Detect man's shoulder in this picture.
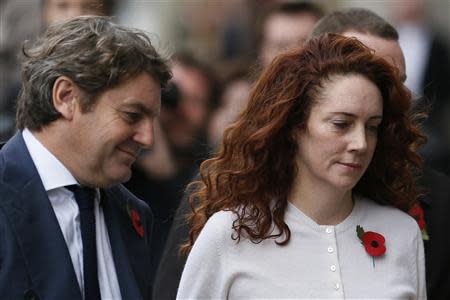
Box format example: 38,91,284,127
422,167,450,190
420,166,450,207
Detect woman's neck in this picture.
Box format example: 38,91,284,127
288,176,354,226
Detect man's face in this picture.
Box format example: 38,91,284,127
260,12,319,67
342,31,407,82
43,0,107,26
161,63,211,151
68,72,161,187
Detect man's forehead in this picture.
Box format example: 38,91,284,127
265,12,318,37
342,30,407,82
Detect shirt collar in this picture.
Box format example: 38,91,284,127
22,128,78,191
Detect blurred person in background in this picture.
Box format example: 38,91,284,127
258,1,324,67
208,67,252,147
42,0,115,26
124,52,221,288
209,1,325,146
0,0,40,142
311,8,450,299
0,0,116,142
160,53,221,166
393,0,450,175
152,2,325,299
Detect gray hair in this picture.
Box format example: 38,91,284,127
17,15,172,130
311,8,399,40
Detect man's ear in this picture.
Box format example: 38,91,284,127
52,76,81,120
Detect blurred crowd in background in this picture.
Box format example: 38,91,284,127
1,0,450,287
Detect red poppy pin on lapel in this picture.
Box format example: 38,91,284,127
356,225,386,267
408,203,429,241
127,205,144,238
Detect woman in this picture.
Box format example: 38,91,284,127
177,34,426,299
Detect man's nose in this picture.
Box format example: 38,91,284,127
134,119,154,149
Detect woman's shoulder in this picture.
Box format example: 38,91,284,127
195,210,237,248
204,210,236,230
356,196,419,235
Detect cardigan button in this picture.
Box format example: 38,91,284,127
330,265,336,272
327,246,334,253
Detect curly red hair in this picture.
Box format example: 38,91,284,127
181,33,425,254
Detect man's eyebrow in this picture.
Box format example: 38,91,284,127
121,102,160,116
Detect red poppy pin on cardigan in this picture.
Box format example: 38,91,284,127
127,205,144,238
408,203,429,241
356,225,386,267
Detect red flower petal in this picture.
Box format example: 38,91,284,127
134,224,144,238
131,209,140,221
417,219,426,231
408,204,424,219
362,231,386,257
130,209,144,238
409,204,426,231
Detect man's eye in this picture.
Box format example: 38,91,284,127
123,112,141,123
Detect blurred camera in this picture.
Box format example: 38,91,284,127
161,81,180,109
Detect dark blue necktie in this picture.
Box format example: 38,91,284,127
67,185,101,300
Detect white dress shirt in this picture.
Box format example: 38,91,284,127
22,129,122,300
398,23,431,97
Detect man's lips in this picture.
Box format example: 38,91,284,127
118,147,139,159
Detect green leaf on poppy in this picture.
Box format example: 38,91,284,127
126,204,131,218
356,225,365,241
422,229,430,241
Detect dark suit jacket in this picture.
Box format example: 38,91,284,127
153,168,450,300
418,34,450,175
420,167,450,300
0,132,154,300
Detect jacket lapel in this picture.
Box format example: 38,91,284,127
102,189,145,300
0,133,81,299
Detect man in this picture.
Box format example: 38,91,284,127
394,0,450,175
310,8,450,300
258,1,324,67
0,16,171,299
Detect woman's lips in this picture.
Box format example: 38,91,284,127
338,162,362,169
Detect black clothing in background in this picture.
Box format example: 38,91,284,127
124,165,196,290
417,34,450,176
152,180,198,300
420,167,450,300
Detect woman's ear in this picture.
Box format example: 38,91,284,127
52,76,81,120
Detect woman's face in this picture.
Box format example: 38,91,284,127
295,74,383,192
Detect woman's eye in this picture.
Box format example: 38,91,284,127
367,124,380,133
332,121,350,129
